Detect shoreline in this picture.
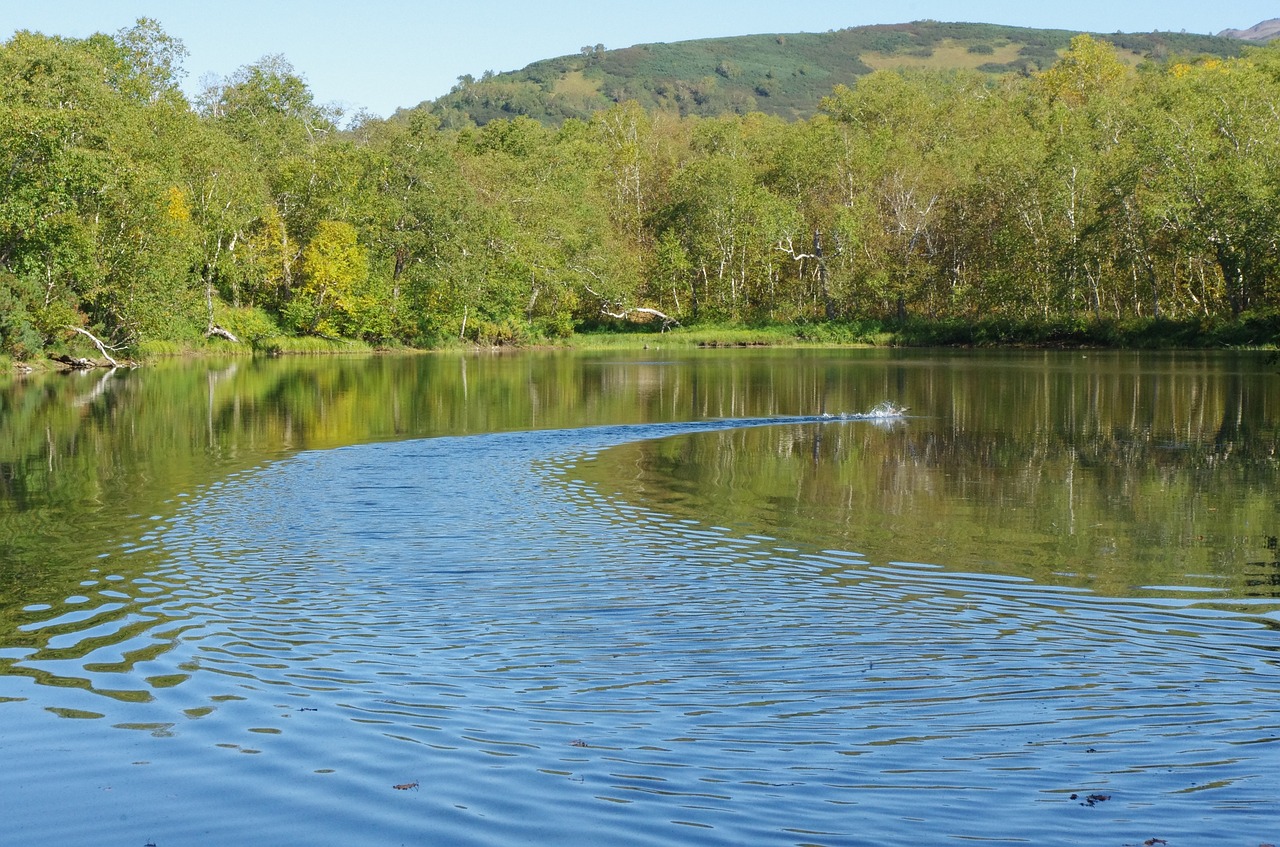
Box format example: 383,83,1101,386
8,314,1279,374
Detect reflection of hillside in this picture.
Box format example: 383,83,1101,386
572,352,1279,601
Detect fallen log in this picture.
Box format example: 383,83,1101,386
50,353,98,370
206,325,241,343
601,306,681,331
583,281,680,332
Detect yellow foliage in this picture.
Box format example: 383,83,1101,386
165,185,191,223
1036,34,1128,106
1172,58,1231,79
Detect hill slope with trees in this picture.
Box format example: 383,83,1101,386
420,21,1245,126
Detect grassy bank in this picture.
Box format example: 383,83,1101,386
564,320,887,349
131,335,376,359
10,313,1278,374
568,314,1280,350
888,314,1280,348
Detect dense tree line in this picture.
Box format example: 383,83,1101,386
2,22,1278,358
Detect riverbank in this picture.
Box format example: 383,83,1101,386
8,313,1278,375
565,313,1280,351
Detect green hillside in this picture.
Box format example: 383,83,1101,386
417,20,1244,126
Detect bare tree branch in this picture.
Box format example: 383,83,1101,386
775,235,819,261
65,326,121,367
583,282,680,330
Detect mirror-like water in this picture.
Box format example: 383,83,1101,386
1,350,1277,845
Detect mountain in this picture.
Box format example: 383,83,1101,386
413,20,1246,127
1218,19,1280,41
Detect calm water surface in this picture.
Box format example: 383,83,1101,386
1,349,1277,846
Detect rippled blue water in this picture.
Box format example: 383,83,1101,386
3,419,1278,846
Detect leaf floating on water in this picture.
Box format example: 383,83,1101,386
393,781,419,791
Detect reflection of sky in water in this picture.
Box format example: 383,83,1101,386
2,420,1277,846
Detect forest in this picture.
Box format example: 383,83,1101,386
2,20,1279,361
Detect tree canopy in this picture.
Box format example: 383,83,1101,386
1,24,1278,359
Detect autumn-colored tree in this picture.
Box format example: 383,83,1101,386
287,220,368,336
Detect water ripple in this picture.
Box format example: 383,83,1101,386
2,419,1277,846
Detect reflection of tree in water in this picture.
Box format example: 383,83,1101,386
591,356,1278,600
606,416,1277,599
1245,536,1280,598
2,351,1276,697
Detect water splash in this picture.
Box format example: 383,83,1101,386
820,400,909,420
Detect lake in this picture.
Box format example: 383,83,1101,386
1,348,1277,846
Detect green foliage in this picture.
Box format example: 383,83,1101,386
883,314,1279,349
212,303,282,345
421,21,1241,127
0,271,42,358
464,317,530,347
199,54,336,163
0,19,1275,359
108,17,189,105
790,320,884,345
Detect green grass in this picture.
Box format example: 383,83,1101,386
568,319,885,349
131,339,205,359
130,337,265,360
569,315,1279,351
252,335,375,355
889,314,1280,348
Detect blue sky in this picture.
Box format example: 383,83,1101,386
1,1,1274,118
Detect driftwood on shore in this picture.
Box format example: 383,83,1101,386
50,353,100,370
51,326,135,369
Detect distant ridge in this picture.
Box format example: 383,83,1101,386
1218,19,1280,41
414,20,1246,127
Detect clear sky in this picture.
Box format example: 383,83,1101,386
1,1,1274,118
